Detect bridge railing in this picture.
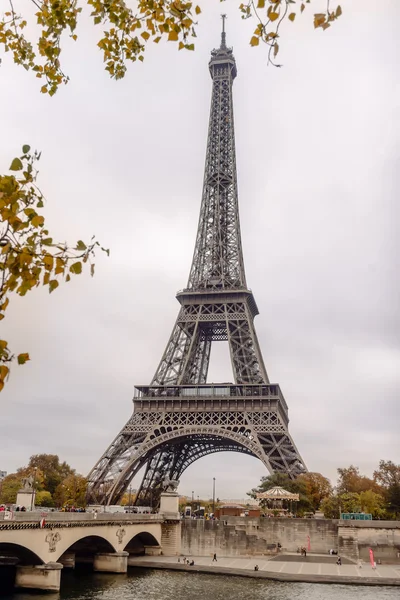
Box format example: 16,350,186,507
0,511,165,523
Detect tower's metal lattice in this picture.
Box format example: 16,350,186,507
87,22,306,509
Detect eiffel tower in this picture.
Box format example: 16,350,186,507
87,18,306,509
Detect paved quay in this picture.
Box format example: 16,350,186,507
129,554,400,586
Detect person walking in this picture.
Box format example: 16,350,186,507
212,553,217,562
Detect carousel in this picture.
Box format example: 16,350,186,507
256,486,299,517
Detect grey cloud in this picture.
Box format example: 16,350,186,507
0,1,399,496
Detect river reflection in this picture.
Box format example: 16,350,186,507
2,568,399,600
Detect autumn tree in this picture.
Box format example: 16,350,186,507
0,473,23,504
0,466,44,504
0,1,343,96
35,490,54,507
336,465,381,495
54,474,88,507
296,472,332,511
27,454,74,496
0,148,108,390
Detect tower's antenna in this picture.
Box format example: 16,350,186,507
221,14,227,48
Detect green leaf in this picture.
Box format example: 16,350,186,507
10,158,23,171
17,353,30,365
49,280,59,293
22,145,31,154
70,261,82,275
76,240,87,251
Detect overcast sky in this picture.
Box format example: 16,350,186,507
1,1,399,501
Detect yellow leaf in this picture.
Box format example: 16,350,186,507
0,365,9,380
250,36,259,47
141,31,150,41
31,215,44,227
314,14,326,28
0,340,8,351
43,255,54,270
269,12,279,22
168,31,179,42
17,353,30,365
55,257,64,275
257,0,265,7
288,13,296,22
195,5,201,15
0,298,9,311
43,271,50,285
49,280,59,293
274,42,279,58
336,5,342,17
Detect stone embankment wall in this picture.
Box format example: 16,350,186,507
181,518,400,563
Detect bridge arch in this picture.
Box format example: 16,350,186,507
124,531,161,556
0,542,43,566
55,534,116,563
57,535,116,563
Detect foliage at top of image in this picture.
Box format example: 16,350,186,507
0,147,109,391
0,0,342,95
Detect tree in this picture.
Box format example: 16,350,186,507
358,490,385,519
0,473,23,504
0,466,44,504
27,454,74,496
296,472,332,511
320,492,361,518
0,1,343,96
35,490,54,507
336,465,381,495
54,474,87,507
374,460,400,518
374,460,400,488
0,148,108,391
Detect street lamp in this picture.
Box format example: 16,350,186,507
212,477,216,515
30,467,37,511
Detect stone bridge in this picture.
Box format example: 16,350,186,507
0,493,180,592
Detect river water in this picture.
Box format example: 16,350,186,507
2,568,399,600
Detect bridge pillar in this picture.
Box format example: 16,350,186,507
15,562,63,592
160,492,181,556
94,552,128,573
59,551,75,569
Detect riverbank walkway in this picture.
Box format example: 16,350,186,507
129,553,400,586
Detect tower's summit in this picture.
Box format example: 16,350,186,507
209,14,237,79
